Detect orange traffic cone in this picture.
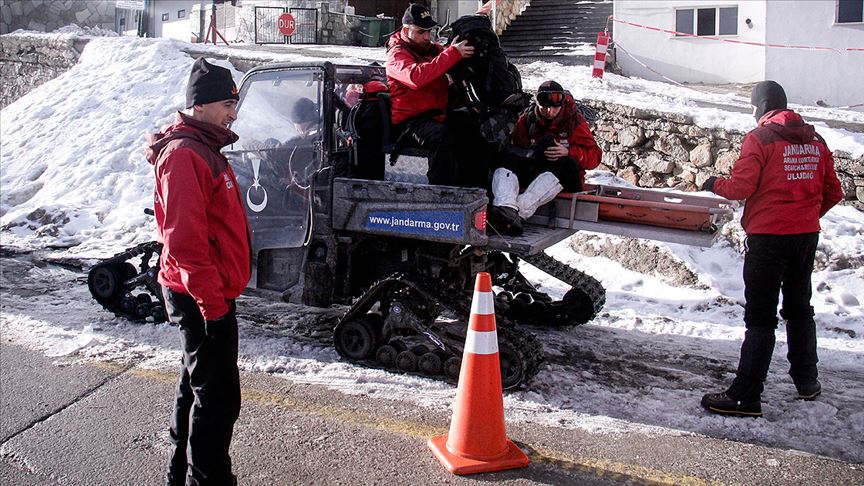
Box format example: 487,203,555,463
427,272,529,475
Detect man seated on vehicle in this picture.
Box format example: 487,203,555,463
488,80,602,236
290,97,321,140
385,3,476,186
282,97,321,196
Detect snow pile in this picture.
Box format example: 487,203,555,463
1,33,863,463
1,37,196,254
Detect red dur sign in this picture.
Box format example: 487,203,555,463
278,13,296,36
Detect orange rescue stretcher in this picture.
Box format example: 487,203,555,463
542,184,735,247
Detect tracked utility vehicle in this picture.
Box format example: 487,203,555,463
88,63,732,388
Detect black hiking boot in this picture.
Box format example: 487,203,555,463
796,380,821,400
701,392,763,417
488,205,523,236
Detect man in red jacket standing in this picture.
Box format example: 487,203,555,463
146,58,251,485
386,3,475,186
700,81,844,418
489,80,602,235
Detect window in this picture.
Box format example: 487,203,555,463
838,0,864,23
178,9,186,19
675,6,738,36
697,8,716,35
161,12,169,21
719,7,738,35
675,9,694,34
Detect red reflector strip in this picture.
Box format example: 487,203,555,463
474,209,487,232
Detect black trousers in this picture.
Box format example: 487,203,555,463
509,156,581,193
395,113,490,188
743,233,818,328
729,233,819,399
495,143,582,193
163,288,240,486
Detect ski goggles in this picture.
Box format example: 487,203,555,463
536,91,565,107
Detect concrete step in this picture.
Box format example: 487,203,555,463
507,13,612,25
504,45,594,54
501,31,597,40
502,39,596,49
497,0,611,62
509,54,595,66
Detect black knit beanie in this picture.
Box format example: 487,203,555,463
538,80,564,93
290,98,318,124
186,58,239,108
750,80,787,121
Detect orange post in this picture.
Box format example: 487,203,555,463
427,272,529,475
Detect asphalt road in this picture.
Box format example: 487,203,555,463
1,341,861,486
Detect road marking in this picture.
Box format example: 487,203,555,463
129,367,724,485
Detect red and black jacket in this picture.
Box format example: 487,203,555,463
385,32,463,125
146,112,251,320
713,109,844,235
511,94,602,187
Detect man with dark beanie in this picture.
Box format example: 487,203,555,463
700,80,843,417
146,57,250,485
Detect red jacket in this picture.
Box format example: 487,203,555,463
713,110,844,235
146,112,251,320
511,94,602,186
385,32,463,125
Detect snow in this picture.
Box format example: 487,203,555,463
1,34,863,463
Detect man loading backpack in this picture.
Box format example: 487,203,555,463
385,3,476,186
488,80,602,235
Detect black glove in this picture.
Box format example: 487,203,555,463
532,134,557,164
205,309,236,339
701,176,718,193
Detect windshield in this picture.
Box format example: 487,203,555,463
226,68,324,252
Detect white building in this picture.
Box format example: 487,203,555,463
612,0,864,107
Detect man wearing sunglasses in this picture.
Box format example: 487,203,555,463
386,3,475,186
489,80,602,235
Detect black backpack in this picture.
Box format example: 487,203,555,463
446,15,524,108
344,81,390,180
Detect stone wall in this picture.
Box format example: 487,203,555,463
0,34,87,110
1,0,115,35
585,99,864,209
317,3,365,46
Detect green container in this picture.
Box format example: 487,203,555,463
359,17,381,47
379,17,395,45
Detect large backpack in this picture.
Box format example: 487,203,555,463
344,81,390,180
446,15,525,108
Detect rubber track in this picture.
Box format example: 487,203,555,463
414,275,545,385
335,273,545,388
521,252,606,323
89,241,163,319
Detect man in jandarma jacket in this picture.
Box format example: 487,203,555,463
146,57,251,485
700,80,843,418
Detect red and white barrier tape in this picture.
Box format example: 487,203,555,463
610,16,863,53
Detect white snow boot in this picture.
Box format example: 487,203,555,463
491,168,520,210
516,171,562,219
489,168,524,236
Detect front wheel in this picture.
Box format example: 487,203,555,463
498,341,525,390
334,315,381,360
